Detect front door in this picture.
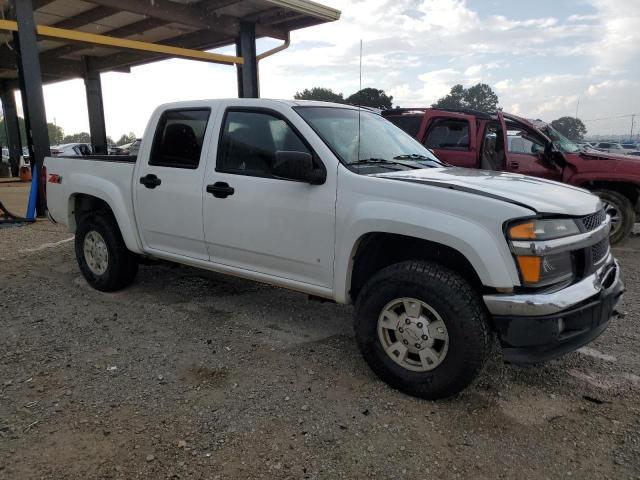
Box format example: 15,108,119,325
203,106,337,288
419,112,478,168
499,112,562,180
134,108,212,260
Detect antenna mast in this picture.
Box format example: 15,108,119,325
357,39,362,166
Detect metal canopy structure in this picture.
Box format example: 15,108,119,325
0,0,340,216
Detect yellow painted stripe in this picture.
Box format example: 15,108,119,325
0,19,243,66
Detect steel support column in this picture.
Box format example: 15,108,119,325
83,57,108,154
1,84,22,177
236,22,258,98
14,0,50,216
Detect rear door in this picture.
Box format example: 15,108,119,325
202,105,336,288
419,112,478,168
499,112,562,180
134,107,212,260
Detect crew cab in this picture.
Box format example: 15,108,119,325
45,99,624,399
383,108,640,244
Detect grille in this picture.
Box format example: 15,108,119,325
580,209,606,232
592,238,609,265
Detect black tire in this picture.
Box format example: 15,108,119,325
593,189,634,245
355,261,489,400
75,211,138,292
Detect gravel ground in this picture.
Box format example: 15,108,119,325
0,223,639,479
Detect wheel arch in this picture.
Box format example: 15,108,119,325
344,231,504,304
68,190,143,254
580,180,640,207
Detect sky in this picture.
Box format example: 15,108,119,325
14,0,640,140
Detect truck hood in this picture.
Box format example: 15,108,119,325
373,167,601,216
574,147,640,162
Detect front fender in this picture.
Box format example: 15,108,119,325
334,201,525,304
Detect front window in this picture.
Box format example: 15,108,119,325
295,107,442,169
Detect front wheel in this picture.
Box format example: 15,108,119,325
594,189,634,245
355,261,489,400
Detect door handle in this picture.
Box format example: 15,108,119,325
206,182,235,198
140,174,161,189
508,161,519,169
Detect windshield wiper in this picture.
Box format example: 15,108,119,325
393,154,431,160
352,157,421,169
394,154,446,167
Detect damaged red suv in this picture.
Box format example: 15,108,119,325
384,108,640,244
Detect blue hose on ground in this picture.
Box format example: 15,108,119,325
26,163,38,220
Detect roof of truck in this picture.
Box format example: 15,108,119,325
153,98,366,111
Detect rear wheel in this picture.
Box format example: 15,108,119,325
594,189,634,245
355,261,489,399
75,212,138,291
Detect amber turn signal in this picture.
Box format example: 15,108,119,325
516,256,541,284
509,222,536,240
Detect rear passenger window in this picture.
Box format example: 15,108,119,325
149,109,210,168
217,110,311,177
424,119,470,151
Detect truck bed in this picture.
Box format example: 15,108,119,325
44,155,137,230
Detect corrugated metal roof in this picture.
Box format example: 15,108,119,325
0,0,340,84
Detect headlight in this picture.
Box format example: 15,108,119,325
508,218,579,287
508,218,580,240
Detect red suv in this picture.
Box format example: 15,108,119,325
384,108,640,243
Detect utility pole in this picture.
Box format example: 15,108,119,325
631,114,636,141
575,97,580,119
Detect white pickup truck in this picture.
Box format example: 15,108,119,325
44,99,624,399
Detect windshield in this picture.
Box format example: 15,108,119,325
295,107,442,167
541,125,581,153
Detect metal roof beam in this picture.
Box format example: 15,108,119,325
85,0,237,34
52,6,120,30
85,0,288,39
88,29,232,71
43,17,168,60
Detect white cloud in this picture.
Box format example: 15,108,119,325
17,0,639,138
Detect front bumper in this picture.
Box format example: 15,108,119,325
483,258,624,363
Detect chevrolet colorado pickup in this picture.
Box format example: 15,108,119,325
384,107,640,244
44,99,624,399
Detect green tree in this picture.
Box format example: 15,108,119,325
48,123,64,145
551,116,587,141
433,83,499,113
345,88,393,109
62,132,91,144
117,132,137,146
0,115,64,147
294,87,344,103
432,84,466,110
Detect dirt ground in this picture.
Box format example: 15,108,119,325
0,179,31,217
0,220,639,480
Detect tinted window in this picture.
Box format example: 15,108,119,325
149,109,210,168
386,115,422,138
217,110,310,176
424,119,470,151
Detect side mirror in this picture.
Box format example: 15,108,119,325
272,151,325,184
541,143,566,167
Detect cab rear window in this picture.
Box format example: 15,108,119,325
149,109,210,169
